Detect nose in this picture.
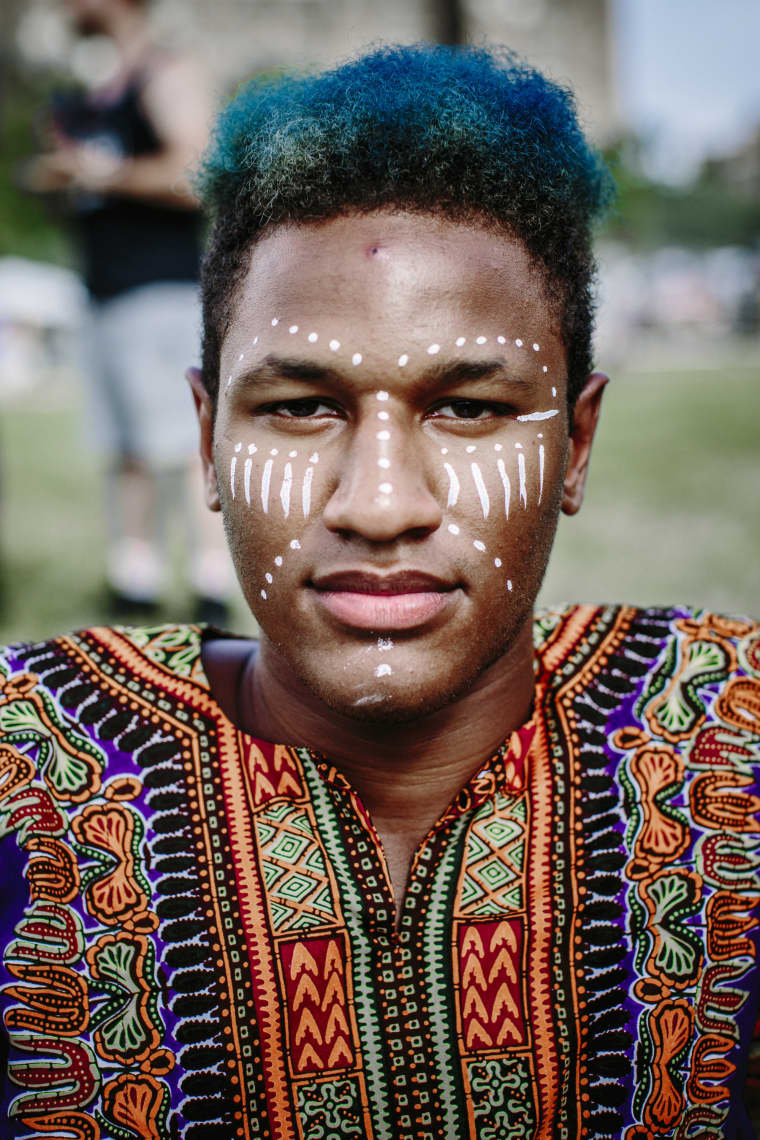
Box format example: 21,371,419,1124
322,413,443,542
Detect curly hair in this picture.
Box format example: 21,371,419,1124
198,43,614,407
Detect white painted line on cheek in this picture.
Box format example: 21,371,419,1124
497,458,510,519
538,444,545,505
375,663,392,677
471,463,490,518
552,387,557,398
494,557,502,567
280,462,293,518
516,410,559,422
302,466,314,517
518,452,527,509
443,463,460,507
261,459,273,513
266,573,273,584
507,579,513,591
261,589,267,599
230,457,237,499
244,458,252,505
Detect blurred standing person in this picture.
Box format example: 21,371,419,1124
24,0,232,622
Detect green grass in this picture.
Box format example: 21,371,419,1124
1,360,758,645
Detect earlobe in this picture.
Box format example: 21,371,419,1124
562,371,608,516
186,366,221,512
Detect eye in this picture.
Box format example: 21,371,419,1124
264,398,339,419
429,399,511,421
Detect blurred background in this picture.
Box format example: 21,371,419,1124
0,0,758,643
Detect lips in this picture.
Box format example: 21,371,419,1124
310,570,458,631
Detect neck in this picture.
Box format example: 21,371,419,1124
241,618,535,838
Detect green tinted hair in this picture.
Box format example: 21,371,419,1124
198,43,614,405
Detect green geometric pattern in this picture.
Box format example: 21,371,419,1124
459,794,527,916
255,800,338,932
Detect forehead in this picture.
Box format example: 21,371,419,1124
226,212,561,360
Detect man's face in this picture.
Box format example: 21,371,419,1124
200,212,601,721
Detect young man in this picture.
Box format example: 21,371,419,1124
2,44,759,1140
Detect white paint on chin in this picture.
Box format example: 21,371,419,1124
377,637,393,650
375,663,392,677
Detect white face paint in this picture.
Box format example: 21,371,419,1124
224,316,560,609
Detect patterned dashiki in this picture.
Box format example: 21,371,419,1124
1,604,760,1140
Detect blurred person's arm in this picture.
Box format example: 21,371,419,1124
23,54,211,209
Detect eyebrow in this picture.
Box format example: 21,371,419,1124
231,354,535,392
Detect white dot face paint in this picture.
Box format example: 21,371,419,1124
441,448,448,455
289,325,299,334
398,354,409,367
497,336,506,345
378,458,391,469
352,353,363,366
455,337,466,347
239,352,245,361
518,452,527,509
309,453,319,465
447,523,460,536
235,442,242,452
290,539,301,550
375,663,392,678
515,338,523,347
542,366,549,374
497,458,510,519
261,589,267,599
308,332,318,343
274,556,283,567
494,443,503,452
476,336,487,345
376,391,389,401
466,445,477,454
473,540,486,552
552,387,557,398
329,339,340,351
427,344,440,355
265,573,273,584
377,638,393,651
533,343,539,352
377,431,390,441
378,482,393,495
248,444,257,455
494,557,502,568
271,318,279,326
289,450,297,458
244,457,252,505
377,411,390,421
270,449,279,456
507,580,513,592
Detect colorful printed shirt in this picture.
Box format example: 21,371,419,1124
1,605,760,1140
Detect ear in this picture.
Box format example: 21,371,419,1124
562,371,608,515
186,366,221,512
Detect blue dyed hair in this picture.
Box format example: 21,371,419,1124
199,44,614,406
